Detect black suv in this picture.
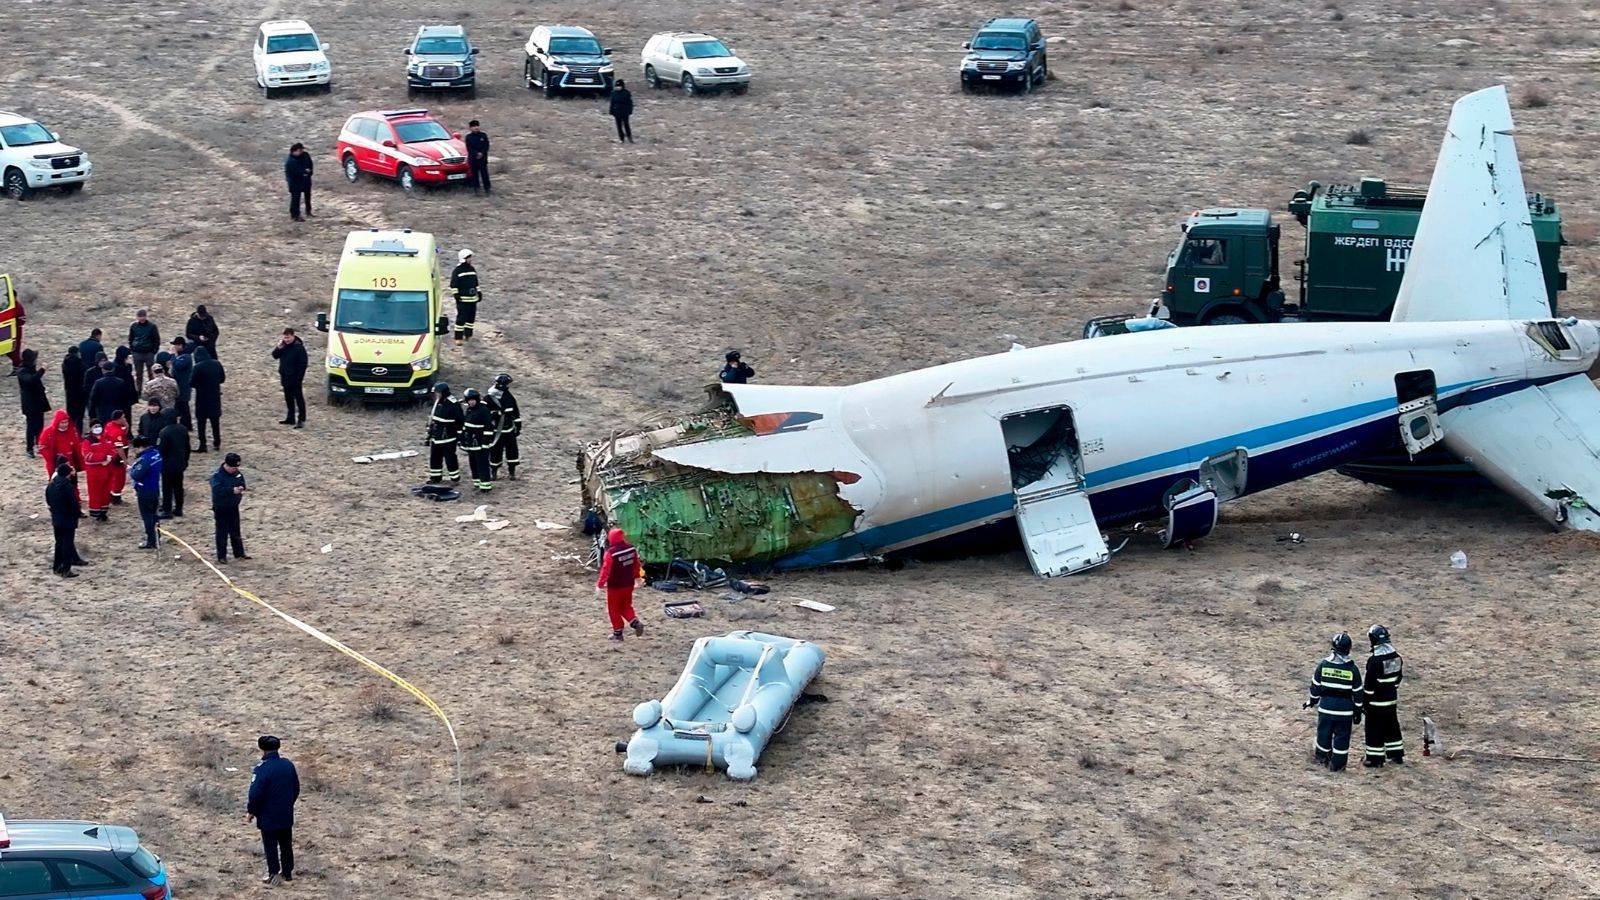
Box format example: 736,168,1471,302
959,18,1048,93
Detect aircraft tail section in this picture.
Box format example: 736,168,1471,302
1390,85,1550,323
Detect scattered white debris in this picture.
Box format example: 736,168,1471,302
224,766,238,773
320,543,333,554
29,513,38,519
478,539,489,545
535,520,568,530
455,505,491,523
793,599,835,613
552,552,583,562
1450,550,1468,570
352,449,419,463
483,520,511,531
1440,38,1478,48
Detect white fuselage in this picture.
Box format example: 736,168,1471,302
761,319,1598,567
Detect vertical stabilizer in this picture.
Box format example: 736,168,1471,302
1390,85,1549,322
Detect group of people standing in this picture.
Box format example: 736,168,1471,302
1305,625,1406,771
19,305,257,576
424,373,522,492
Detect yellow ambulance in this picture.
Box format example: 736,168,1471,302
316,229,447,403
0,273,23,368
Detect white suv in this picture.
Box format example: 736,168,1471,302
641,32,751,95
253,19,332,97
0,112,92,200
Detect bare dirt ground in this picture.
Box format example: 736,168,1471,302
4,0,1600,897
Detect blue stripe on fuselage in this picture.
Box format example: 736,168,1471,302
771,375,1558,569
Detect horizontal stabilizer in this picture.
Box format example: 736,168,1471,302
1391,85,1550,323
1442,376,1600,529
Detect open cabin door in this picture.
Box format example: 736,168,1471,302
1003,407,1109,577
1396,369,1443,457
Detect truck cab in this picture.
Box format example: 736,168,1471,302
1157,177,1566,327
316,230,448,404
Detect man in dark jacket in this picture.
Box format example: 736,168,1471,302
168,337,194,428
271,328,308,427
285,143,314,221
609,79,634,143
189,346,225,452
112,346,137,423
157,414,190,518
45,457,83,578
128,308,161,391
186,305,219,360
247,735,300,885
88,359,124,425
464,120,490,195
210,451,249,562
719,350,755,384
425,382,463,484
137,397,173,442
77,328,104,369
1306,631,1364,772
17,348,49,457
486,372,521,480
62,346,88,432
449,249,481,345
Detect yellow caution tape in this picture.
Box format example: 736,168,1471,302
159,526,462,800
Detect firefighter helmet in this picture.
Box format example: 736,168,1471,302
1331,631,1354,655
433,382,451,395
494,373,513,388
463,388,481,401
1368,624,1391,647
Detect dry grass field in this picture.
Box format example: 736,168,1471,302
3,0,1600,897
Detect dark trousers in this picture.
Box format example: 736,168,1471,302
428,441,460,483
1363,704,1404,764
161,469,184,515
290,185,311,219
52,524,78,573
136,492,158,545
613,114,632,142
469,161,491,193
260,827,294,877
214,506,244,560
467,447,493,489
67,397,86,433
176,397,192,430
196,415,221,448
24,410,44,454
282,381,306,423
453,300,478,340
131,352,155,390
490,432,519,474
1315,713,1353,771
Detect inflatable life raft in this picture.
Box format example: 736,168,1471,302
624,631,824,780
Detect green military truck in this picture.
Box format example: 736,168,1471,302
1150,177,1566,326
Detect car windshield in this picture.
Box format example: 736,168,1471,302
394,120,451,143
549,36,603,55
0,122,55,147
335,289,430,333
683,40,732,59
972,32,1027,51
266,33,320,53
415,37,468,55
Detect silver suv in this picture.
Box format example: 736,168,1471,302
405,25,478,97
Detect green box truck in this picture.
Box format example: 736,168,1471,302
1151,177,1566,327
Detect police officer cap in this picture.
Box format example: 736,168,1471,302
258,735,281,752
463,388,481,400
1368,624,1390,645
224,452,242,466
725,350,741,362
494,373,512,387
1330,631,1353,654
433,382,451,395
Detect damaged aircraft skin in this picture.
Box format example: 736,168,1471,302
581,86,1600,576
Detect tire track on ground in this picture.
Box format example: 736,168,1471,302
42,85,390,230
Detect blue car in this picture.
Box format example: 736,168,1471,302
0,815,171,899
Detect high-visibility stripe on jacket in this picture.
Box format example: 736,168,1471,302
1364,650,1404,707
1309,655,1364,716
428,397,463,444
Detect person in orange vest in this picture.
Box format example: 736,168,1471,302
103,410,131,504
595,527,646,642
81,424,118,521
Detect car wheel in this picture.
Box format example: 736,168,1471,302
343,154,361,183
645,65,660,89
543,77,557,99
525,60,536,89
961,80,975,94
60,182,84,195
263,83,275,99
4,168,31,201
407,85,418,98
465,84,477,100
1206,313,1249,326
1019,71,1032,95
398,165,415,193
682,73,697,96
732,83,749,95
322,81,332,94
